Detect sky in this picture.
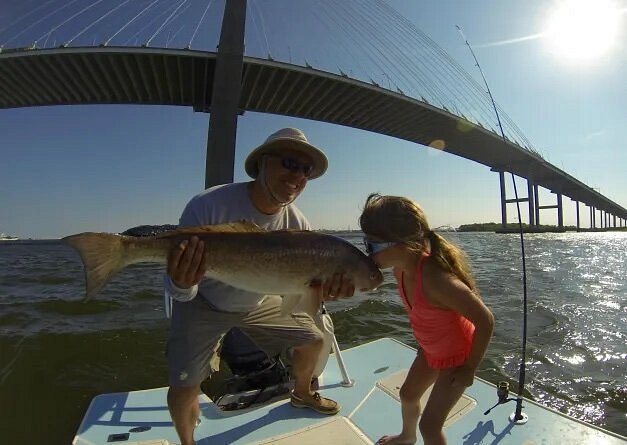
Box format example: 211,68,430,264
1,0,626,239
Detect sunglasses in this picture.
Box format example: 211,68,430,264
363,237,397,255
267,154,314,178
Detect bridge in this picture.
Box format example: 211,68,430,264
0,0,624,230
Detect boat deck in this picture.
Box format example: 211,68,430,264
74,338,626,444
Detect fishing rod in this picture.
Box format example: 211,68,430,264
456,25,529,424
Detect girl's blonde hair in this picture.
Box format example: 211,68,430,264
359,194,477,292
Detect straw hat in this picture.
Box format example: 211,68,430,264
245,128,328,180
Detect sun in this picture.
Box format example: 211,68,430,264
545,0,622,62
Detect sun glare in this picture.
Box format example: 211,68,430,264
545,0,622,62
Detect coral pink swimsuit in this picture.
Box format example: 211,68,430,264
396,255,475,369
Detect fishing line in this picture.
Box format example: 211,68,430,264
456,25,529,424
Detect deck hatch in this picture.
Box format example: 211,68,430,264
376,369,477,427
250,417,372,444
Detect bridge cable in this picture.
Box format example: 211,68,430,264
355,0,504,127
457,25,529,424
251,0,271,58
379,1,514,134
160,2,194,47
33,0,106,47
378,0,535,151
371,0,498,128
366,0,473,114
0,0,56,40
354,0,462,111
340,0,446,106
105,0,161,46
188,0,215,49
313,1,393,83
334,0,441,102
65,0,133,46
317,0,427,100
307,2,372,79
1,0,78,48
247,0,267,57
146,0,189,47
123,1,179,46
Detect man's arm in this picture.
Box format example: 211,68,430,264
164,197,210,301
165,237,207,301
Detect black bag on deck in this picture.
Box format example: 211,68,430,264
209,328,292,411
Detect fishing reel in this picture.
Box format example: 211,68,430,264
483,381,529,424
484,381,515,414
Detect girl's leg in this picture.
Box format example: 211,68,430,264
377,352,438,445
418,367,468,445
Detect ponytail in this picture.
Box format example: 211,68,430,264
428,230,477,292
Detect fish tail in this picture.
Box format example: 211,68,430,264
63,232,131,300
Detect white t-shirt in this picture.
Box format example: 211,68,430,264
165,182,311,312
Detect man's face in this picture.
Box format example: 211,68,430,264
262,148,314,203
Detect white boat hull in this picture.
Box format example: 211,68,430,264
73,338,626,445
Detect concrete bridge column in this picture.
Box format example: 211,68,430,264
593,208,597,228
527,178,535,226
537,190,564,229
533,184,540,225
205,0,248,189
500,173,537,227
499,171,507,227
575,201,580,231
557,193,563,228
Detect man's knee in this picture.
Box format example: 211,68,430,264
167,385,200,408
294,330,324,349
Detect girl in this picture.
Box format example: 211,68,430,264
360,194,494,445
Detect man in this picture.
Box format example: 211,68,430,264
165,128,355,445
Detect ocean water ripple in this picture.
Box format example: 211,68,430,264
0,232,626,443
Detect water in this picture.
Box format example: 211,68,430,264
0,232,625,443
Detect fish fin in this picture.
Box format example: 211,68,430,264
159,221,265,237
63,232,129,300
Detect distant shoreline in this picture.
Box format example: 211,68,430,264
5,223,626,241
458,223,627,233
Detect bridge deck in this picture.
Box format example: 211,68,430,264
1,47,624,218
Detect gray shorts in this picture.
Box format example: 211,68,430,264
167,295,323,387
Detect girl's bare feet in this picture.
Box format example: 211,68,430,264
376,434,416,445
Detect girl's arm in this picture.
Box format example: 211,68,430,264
422,260,495,370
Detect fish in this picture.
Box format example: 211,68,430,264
63,222,384,316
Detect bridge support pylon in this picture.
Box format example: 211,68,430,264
498,172,537,228
204,0,247,189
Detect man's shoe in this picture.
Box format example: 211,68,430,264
290,391,340,415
